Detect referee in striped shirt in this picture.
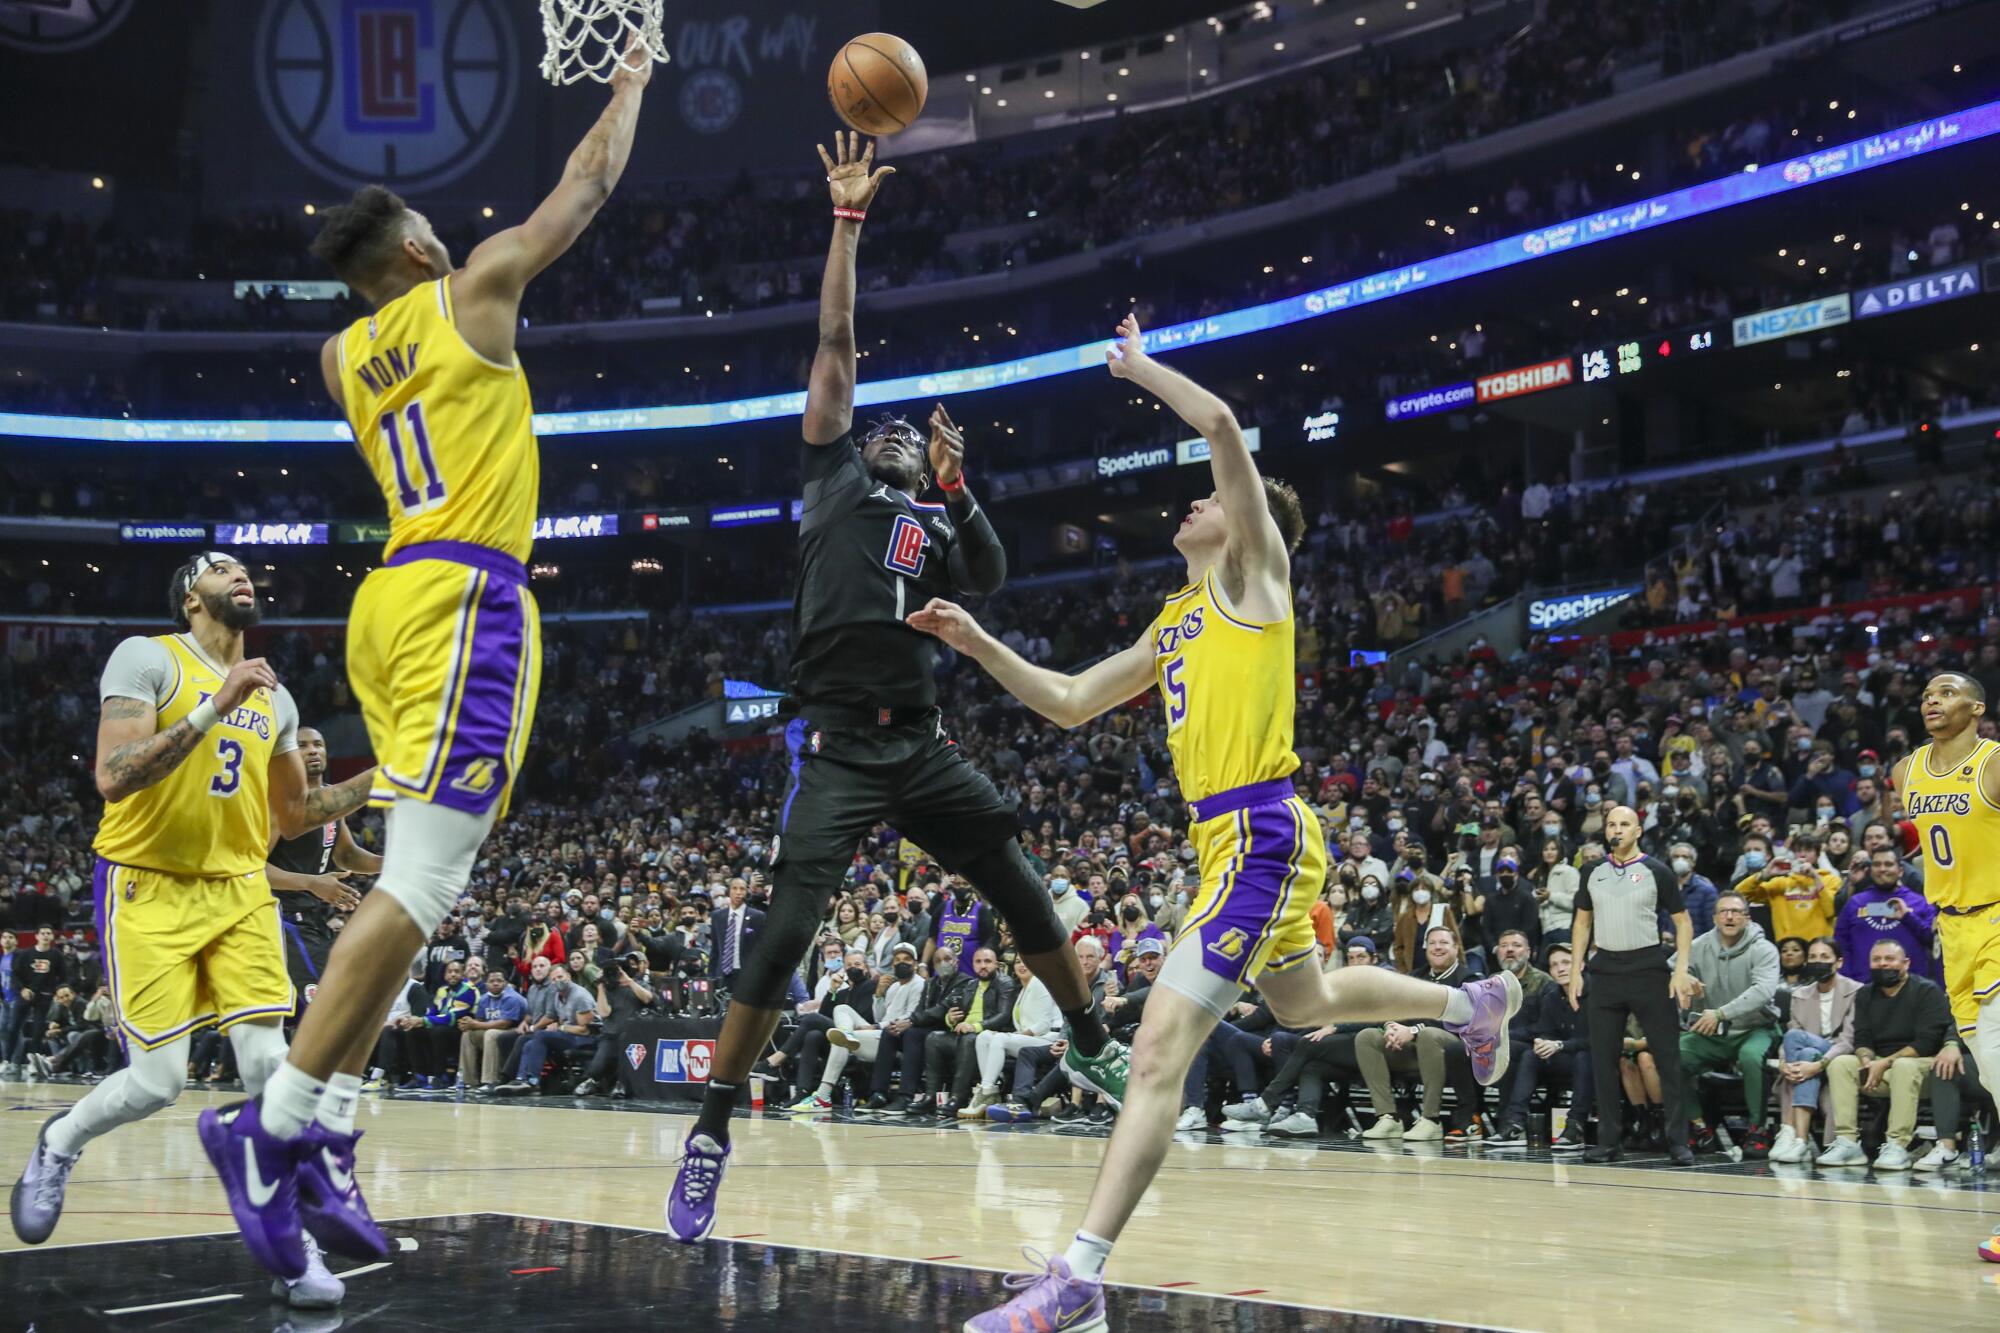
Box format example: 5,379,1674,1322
1565,806,1697,1164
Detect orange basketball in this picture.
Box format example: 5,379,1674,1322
828,32,928,136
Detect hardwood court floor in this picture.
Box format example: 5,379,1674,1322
3,1081,1998,1330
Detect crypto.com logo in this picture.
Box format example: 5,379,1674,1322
255,0,517,191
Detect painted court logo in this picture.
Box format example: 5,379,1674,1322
255,0,517,190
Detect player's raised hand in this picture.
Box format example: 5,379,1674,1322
927,403,964,489
1104,312,1149,379
818,132,895,212
609,30,655,93
213,656,278,715
907,598,986,655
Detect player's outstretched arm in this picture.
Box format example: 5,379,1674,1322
1106,313,1287,584
268,749,380,841
909,598,1153,728
931,404,1005,596
454,40,651,329
804,132,894,446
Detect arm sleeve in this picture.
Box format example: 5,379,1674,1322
99,636,175,705
271,684,301,756
944,492,1006,597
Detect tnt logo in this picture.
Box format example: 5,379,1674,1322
655,1038,717,1083
884,515,929,576
625,1042,647,1071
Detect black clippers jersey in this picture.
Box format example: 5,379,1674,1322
270,819,337,920
787,434,962,712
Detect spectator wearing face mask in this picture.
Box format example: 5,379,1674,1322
1391,874,1461,975
1832,847,1939,985
1789,746,1859,821
1814,940,1966,1172
1768,937,1862,1163
1477,857,1540,959
1526,807,1571,865
1106,894,1165,983
1735,831,1840,944
1530,839,1579,946
1486,944,1593,1149
1664,843,1717,939
1734,740,1790,827
1354,926,1481,1141
1046,872,1087,936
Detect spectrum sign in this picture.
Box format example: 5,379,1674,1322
1476,358,1574,404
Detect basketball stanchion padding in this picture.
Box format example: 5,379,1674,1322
538,0,670,86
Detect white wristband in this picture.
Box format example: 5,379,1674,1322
187,700,222,734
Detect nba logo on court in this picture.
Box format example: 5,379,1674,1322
255,0,517,190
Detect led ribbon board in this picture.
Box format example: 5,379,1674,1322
7,101,2000,445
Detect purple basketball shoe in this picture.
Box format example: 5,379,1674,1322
963,1250,1108,1333
197,1098,307,1280
1444,970,1523,1087
296,1123,389,1260
664,1132,730,1243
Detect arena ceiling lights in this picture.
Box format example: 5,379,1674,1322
6,98,2000,446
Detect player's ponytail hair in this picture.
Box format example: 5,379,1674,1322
310,185,412,288
1262,477,1306,554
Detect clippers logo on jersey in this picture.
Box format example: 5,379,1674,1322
884,515,930,576
255,0,518,191
1907,791,1974,817
1154,606,1205,655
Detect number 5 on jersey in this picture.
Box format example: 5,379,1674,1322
1163,656,1189,729
380,400,446,515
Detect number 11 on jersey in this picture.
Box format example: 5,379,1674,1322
380,400,446,515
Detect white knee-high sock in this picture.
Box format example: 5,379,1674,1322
1974,993,2000,1105
317,1072,365,1136
45,1036,189,1157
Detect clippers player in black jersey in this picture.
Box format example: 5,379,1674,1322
665,135,1124,1243
265,728,379,1013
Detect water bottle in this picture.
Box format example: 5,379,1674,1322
1970,1120,1985,1173
842,1081,854,1114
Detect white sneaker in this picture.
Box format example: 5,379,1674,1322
1221,1095,1268,1122
1267,1110,1320,1137
1361,1115,1403,1140
1404,1116,1443,1142
1873,1140,1913,1172
1173,1106,1208,1132
959,1087,1000,1119
1912,1143,1960,1172
1815,1136,1867,1167
1771,1124,1799,1156
1767,1135,1808,1164
274,1232,344,1309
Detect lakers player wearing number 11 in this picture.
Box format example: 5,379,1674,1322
1891,671,2000,1264
909,312,1523,1332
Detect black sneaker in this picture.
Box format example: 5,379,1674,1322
905,1095,935,1118
1484,1122,1527,1146
1688,1123,1718,1155
1741,1124,1772,1160
1053,1103,1087,1124
863,1093,890,1115
1551,1126,1586,1152
494,1080,536,1097
935,1099,960,1120
1583,1145,1624,1163
882,1096,911,1116
1086,1103,1115,1125
1667,1142,1695,1166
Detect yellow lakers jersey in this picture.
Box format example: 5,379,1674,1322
94,635,295,878
1903,738,2000,911
1148,567,1300,803
336,275,539,563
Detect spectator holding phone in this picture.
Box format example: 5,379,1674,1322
1734,830,1839,943
1832,847,1939,984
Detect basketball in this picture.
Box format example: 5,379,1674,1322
827,32,928,136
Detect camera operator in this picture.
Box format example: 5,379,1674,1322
575,949,661,1097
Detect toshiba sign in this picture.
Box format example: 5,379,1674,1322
1476,358,1574,404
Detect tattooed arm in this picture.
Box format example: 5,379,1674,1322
95,696,204,803
268,747,380,841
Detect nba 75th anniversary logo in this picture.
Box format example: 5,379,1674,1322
255,0,517,191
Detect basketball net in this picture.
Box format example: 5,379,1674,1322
538,0,670,86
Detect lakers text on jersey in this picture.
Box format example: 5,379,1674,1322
1148,570,1321,990
92,633,298,1047
335,275,544,819
1903,739,2000,1033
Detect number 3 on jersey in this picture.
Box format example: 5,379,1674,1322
1163,656,1189,730
380,400,446,515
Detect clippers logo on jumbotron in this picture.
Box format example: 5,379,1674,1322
0,0,135,53
255,0,517,191
1476,358,1574,404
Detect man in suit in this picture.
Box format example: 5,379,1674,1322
710,879,765,1009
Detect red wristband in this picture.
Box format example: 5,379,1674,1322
939,470,966,493
833,207,867,222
